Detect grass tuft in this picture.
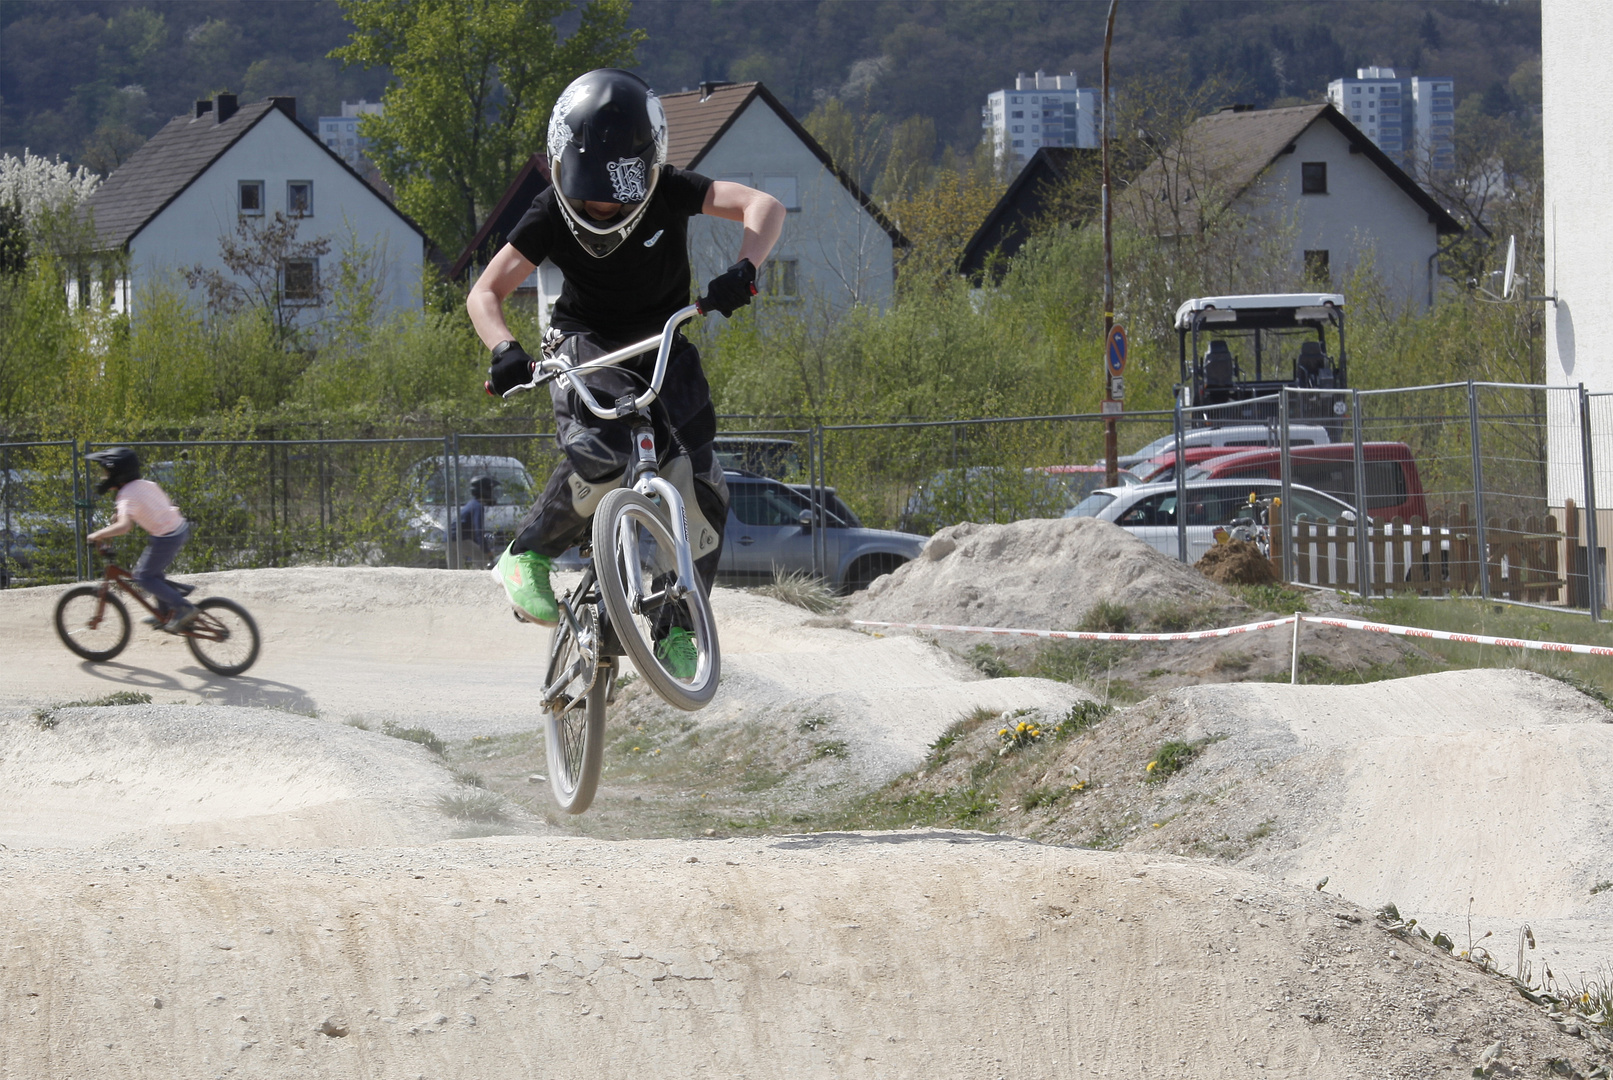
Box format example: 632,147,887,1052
381,721,446,756
34,691,153,729
1079,600,1131,634
753,569,840,614
436,790,508,822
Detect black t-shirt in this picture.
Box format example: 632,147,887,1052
506,165,713,342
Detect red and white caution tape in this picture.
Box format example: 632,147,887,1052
1298,615,1613,657
850,617,1297,643
851,614,1613,658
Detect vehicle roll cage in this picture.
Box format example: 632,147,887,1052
1175,295,1348,413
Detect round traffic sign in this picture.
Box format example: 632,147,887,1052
1106,325,1128,375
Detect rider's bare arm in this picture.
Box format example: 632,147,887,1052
87,505,132,543
467,244,538,350
703,181,784,268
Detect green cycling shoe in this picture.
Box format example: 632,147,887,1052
493,544,558,626
655,626,698,680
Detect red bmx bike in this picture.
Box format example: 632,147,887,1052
53,547,261,676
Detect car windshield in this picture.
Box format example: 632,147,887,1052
1066,491,1117,518
417,460,534,505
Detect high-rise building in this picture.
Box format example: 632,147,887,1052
317,99,384,170
983,71,1099,170
1326,68,1453,174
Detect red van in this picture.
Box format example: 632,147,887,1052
1184,442,1427,523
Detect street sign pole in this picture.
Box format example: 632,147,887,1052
1101,0,1119,485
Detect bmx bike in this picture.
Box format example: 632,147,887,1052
502,304,721,814
53,547,262,676
1215,492,1282,559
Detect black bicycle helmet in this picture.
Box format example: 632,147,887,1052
86,447,141,494
469,474,499,502
547,68,669,258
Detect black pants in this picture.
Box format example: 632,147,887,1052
512,328,728,593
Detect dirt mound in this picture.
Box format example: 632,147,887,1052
3,835,1607,1080
1197,539,1278,585
0,703,474,849
850,517,1230,632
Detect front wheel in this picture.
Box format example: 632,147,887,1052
54,584,131,661
592,487,720,711
185,597,261,676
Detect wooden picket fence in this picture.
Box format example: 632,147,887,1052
1274,501,1569,602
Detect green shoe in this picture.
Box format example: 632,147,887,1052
492,544,558,626
655,626,698,680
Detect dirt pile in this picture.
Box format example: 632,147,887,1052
850,517,1230,632
1197,538,1278,585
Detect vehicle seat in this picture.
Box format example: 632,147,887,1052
1202,340,1238,405
1296,340,1334,388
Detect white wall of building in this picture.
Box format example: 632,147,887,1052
687,98,895,313
983,71,1098,170
1543,0,1613,508
128,109,423,321
1247,121,1443,309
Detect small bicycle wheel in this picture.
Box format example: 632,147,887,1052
543,604,608,814
185,597,261,676
54,584,131,662
592,487,720,711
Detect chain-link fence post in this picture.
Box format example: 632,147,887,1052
446,433,460,570
72,440,87,581
1279,388,1293,584
1468,379,1490,601
1580,385,1601,621
1173,399,1187,562
1351,389,1370,596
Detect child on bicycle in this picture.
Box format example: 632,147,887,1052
85,447,198,632
469,68,783,676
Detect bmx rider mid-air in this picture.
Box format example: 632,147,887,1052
468,67,783,678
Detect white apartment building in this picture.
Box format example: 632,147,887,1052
316,99,383,170
1326,67,1453,173
983,71,1098,170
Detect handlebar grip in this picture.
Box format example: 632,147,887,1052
484,380,494,396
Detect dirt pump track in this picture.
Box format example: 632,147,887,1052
0,548,1611,1078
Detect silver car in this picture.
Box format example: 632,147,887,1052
1067,477,1358,563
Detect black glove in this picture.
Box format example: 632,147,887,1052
486,340,535,396
698,258,758,317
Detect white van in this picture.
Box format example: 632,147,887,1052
1118,424,1332,468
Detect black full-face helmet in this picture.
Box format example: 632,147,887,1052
86,447,141,494
547,68,669,258
469,474,499,503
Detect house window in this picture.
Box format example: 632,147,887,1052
1304,250,1331,286
1011,110,1023,118
1012,125,1024,133
763,258,798,299
239,180,264,216
283,258,320,303
287,181,313,216
1301,162,1328,194
761,175,799,211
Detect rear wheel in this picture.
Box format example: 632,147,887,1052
185,597,261,676
844,553,909,593
54,584,130,661
592,487,719,711
543,602,608,813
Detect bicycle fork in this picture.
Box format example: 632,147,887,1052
622,415,699,612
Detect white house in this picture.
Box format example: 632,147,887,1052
81,94,426,320
1130,103,1462,309
451,80,906,323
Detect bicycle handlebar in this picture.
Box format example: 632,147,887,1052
501,304,704,420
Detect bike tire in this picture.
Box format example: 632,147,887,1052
185,597,261,676
543,618,608,814
592,486,720,711
54,584,131,662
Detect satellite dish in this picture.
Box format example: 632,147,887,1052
1502,235,1517,300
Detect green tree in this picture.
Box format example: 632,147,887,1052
331,0,643,255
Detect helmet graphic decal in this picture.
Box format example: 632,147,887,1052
646,92,669,166
548,84,587,156
608,158,649,202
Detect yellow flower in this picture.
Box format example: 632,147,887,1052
632,746,641,752
1146,761,1158,772
999,728,1009,737
1153,822,1163,828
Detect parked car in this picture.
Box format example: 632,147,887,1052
787,484,862,527
899,465,1125,535
1066,477,1360,563
1118,423,1333,469
1,467,80,586
1183,442,1427,523
555,472,920,592
405,454,537,562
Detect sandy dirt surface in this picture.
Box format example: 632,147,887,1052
2,562,1612,1078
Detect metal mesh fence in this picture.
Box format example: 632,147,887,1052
6,383,1611,617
